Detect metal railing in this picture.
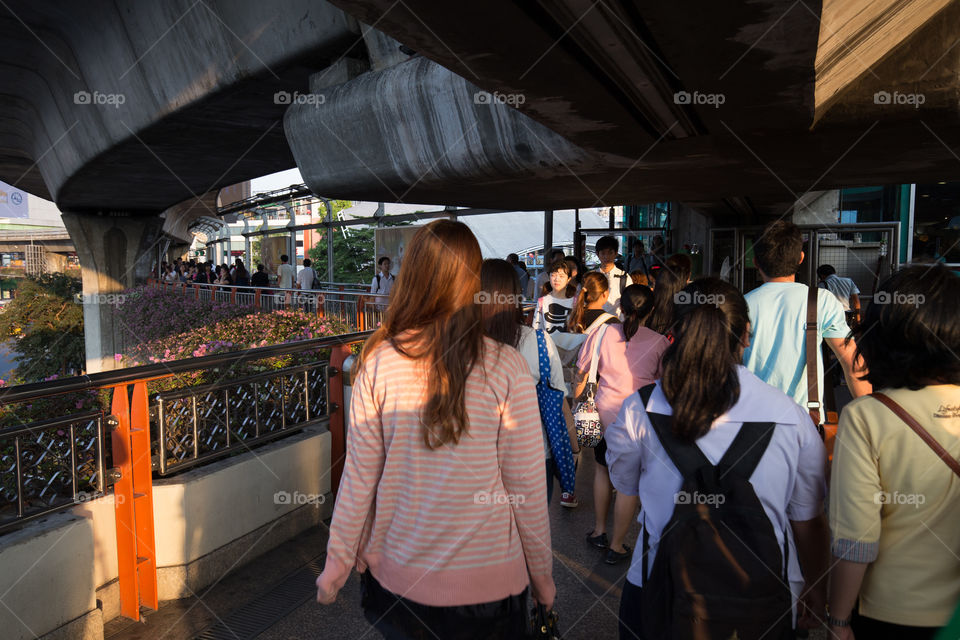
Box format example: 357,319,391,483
0,411,106,531
149,279,386,330
0,331,371,533
154,361,329,475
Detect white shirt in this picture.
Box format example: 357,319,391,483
818,274,860,312
595,265,627,315
533,294,575,333
371,272,394,295
277,263,295,289
604,366,826,597
296,266,315,290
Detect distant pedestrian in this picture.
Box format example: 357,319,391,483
370,256,394,296
250,263,269,288
506,253,530,297
296,258,315,290
276,254,295,289
817,264,861,325
593,236,627,316
233,259,249,287
533,259,577,333
533,248,566,299
743,221,872,425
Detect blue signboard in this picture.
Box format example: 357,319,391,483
0,180,29,218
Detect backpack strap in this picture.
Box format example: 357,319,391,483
584,312,616,333
717,421,777,481
642,394,712,478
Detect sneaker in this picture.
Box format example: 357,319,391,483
605,544,632,565
560,492,579,508
586,531,608,549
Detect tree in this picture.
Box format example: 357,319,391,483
308,217,411,285
0,274,85,380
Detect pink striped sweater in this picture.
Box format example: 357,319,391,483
317,337,555,607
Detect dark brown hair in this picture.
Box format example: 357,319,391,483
661,278,748,443
853,264,960,389
567,271,609,333
480,259,523,349
753,220,803,278
358,220,485,449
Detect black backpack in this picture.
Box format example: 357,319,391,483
637,384,793,640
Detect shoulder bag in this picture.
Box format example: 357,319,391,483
573,324,609,448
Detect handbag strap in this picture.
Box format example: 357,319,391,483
872,392,960,478
587,324,609,385
535,329,551,383
805,285,821,426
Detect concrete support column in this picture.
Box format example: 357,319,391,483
61,212,164,373
323,198,334,283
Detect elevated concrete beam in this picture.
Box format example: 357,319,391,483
285,57,600,205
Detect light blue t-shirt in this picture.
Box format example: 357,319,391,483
743,282,849,415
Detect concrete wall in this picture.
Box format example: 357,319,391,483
671,203,711,274
0,426,331,638
793,190,840,225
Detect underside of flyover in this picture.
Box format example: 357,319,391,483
0,0,958,372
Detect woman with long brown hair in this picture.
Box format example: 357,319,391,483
315,220,555,638
567,271,617,334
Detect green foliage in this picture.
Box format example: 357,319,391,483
308,213,410,285
0,274,84,381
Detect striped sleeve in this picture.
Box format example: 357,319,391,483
497,349,555,604
318,361,384,593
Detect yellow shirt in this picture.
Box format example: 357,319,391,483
829,385,960,627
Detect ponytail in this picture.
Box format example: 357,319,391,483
620,284,654,341
567,272,608,333
660,279,748,443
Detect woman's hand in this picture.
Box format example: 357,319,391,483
315,574,338,605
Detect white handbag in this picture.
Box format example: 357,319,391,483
572,324,609,448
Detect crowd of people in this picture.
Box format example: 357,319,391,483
308,219,959,639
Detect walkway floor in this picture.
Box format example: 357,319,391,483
107,450,828,640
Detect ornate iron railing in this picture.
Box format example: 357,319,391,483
0,331,371,534
0,411,106,532
154,361,329,475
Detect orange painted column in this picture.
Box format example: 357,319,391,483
328,345,351,495
110,381,158,621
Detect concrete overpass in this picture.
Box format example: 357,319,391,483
0,0,958,370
